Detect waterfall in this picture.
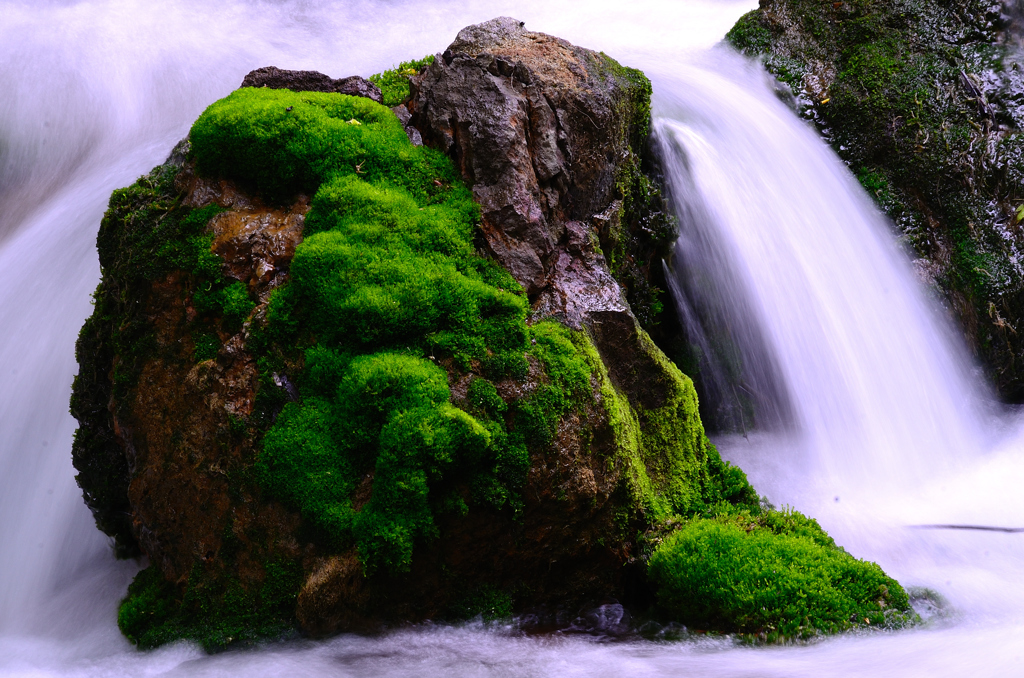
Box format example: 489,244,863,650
655,53,990,501
651,52,1024,633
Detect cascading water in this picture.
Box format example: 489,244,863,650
655,55,989,499
3,0,1024,675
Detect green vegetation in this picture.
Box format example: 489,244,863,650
189,87,531,574
186,85,758,582
369,55,435,107
446,584,514,621
592,56,676,331
648,508,914,640
724,10,771,56
118,561,301,651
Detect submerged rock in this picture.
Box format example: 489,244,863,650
70,18,911,650
727,0,1024,399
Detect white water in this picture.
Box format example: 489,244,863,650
2,0,1024,675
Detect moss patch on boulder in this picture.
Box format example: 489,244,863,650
118,560,301,651
648,508,913,641
369,55,435,107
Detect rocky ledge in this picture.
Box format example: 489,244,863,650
71,18,913,650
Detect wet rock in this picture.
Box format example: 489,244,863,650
240,65,383,103
71,18,741,646
410,16,644,325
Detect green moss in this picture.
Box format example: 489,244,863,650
725,10,772,55
191,87,465,207
192,330,220,362
594,56,676,333
513,322,593,448
599,53,652,149
446,584,514,621
466,377,506,417
648,509,914,640
191,87,530,574
118,561,301,651
518,322,757,524
369,55,435,107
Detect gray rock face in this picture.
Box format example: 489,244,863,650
240,66,383,103
409,17,648,331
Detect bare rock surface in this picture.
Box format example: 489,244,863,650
410,17,640,327
240,65,383,103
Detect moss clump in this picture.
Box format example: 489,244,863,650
118,561,301,651
191,87,463,207
512,322,594,448
187,87,534,575
725,10,772,57
581,328,757,522
648,509,914,640
369,55,435,107
446,584,515,621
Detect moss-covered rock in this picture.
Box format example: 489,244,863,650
71,17,912,650
727,0,1024,398
648,509,912,641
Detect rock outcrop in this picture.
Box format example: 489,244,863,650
240,66,383,103
727,0,1024,398
71,18,912,650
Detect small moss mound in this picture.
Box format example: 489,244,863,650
369,55,435,107
118,562,301,651
648,509,913,640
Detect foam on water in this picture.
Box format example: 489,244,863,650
4,0,1024,675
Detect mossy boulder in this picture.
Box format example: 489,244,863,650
70,18,911,650
727,0,1024,398
648,509,913,640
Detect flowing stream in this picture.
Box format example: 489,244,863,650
2,0,1024,675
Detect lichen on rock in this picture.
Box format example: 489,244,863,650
70,17,912,650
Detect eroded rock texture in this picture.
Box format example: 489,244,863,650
409,17,643,323
407,17,683,416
